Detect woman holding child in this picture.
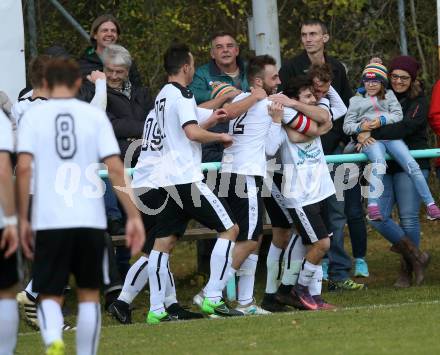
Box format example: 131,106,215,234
347,56,433,287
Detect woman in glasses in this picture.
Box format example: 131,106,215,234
355,56,432,287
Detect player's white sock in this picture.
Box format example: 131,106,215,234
76,302,101,355
25,279,39,300
281,234,306,286
297,260,319,288
147,250,169,315
0,299,18,355
265,243,283,294
37,299,63,346
118,255,149,304
237,254,258,306
204,238,235,302
309,265,323,296
164,261,178,308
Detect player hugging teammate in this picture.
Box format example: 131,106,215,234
1,43,348,355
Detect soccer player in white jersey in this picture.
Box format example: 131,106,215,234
261,152,295,312
16,58,145,355
14,55,108,331
0,110,20,355
266,76,336,310
218,55,324,315
216,55,281,315
108,106,223,323
262,75,347,312
146,43,253,323
11,56,50,128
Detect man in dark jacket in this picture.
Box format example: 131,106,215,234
80,44,153,164
279,19,366,291
78,14,143,87
79,44,152,281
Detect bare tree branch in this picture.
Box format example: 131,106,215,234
409,0,427,78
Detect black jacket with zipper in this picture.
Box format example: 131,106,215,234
78,80,153,166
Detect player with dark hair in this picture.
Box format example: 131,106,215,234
266,76,336,310
144,43,252,324
16,58,145,354
11,55,51,127
108,104,227,324
14,55,109,331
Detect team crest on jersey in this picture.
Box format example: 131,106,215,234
296,142,321,165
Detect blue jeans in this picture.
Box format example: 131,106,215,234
345,178,367,258
104,178,122,220
325,161,352,282
369,169,429,247
363,140,434,206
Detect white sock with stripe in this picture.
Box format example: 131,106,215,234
76,302,101,355
0,299,18,355
118,256,149,304
265,243,283,294
147,250,169,315
37,299,63,346
25,279,39,300
297,260,319,288
164,262,178,308
309,265,323,296
237,254,258,306
204,238,235,303
281,234,306,286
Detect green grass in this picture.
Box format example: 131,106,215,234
15,220,440,354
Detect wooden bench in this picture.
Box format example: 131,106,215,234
111,224,274,246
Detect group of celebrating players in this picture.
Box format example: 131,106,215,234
0,38,351,354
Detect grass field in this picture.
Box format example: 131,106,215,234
15,220,440,354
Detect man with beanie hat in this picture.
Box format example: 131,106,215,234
78,14,143,87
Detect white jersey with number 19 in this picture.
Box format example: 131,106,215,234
17,98,120,231
132,106,213,189
154,82,204,186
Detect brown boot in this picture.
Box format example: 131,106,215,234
393,256,412,288
390,237,430,286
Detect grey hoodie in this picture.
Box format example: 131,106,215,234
343,89,403,135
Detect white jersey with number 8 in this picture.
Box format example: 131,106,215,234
17,98,120,231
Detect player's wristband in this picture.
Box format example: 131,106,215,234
3,215,18,226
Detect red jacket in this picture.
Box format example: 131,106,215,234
428,80,440,167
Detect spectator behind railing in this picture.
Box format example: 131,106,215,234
78,44,153,278
78,14,143,87
189,31,248,163
365,55,432,287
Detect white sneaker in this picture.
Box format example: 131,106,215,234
16,291,39,329
235,302,271,315
192,290,204,307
